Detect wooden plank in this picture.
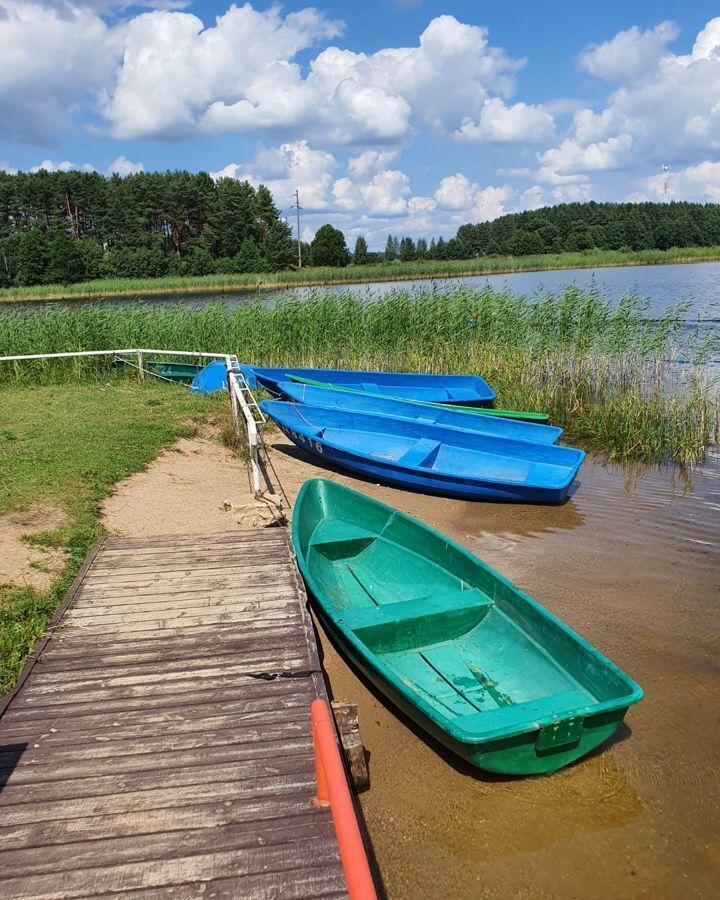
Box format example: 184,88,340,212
2,678,314,743
0,813,336,878
0,793,320,849
98,534,289,556
0,833,342,899
4,677,315,724
0,688,313,745
101,531,289,550
81,558,291,579
1,711,312,770
78,870,348,900
77,573,297,601
49,617,305,650
2,764,315,825
0,529,358,898
48,607,303,638
25,628,305,675
61,593,298,627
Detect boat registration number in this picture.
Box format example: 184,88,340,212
279,424,325,455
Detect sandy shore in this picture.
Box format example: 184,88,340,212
101,430,720,899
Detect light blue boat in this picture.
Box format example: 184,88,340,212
261,401,583,503
242,365,495,406
278,381,562,445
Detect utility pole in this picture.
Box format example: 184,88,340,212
662,163,670,202
290,189,303,268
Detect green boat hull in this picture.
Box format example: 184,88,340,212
292,479,642,776
289,376,550,422
115,358,202,383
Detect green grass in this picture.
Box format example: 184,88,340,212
1,284,717,466
1,246,719,303
0,380,227,693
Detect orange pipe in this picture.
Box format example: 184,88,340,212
311,699,377,900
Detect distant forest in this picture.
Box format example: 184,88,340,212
0,168,719,287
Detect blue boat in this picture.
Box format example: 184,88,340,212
261,401,583,503
242,365,495,406
190,360,228,394
278,381,563,446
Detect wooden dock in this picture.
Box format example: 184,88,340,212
0,530,357,899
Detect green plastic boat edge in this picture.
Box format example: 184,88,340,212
292,478,643,776
288,375,550,422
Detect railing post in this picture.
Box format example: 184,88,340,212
137,351,144,380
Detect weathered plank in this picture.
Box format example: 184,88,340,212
0,529,353,898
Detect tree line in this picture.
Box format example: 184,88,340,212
0,167,718,288
0,169,298,287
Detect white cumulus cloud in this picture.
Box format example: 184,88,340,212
454,98,554,144
578,21,680,83
100,10,529,145
538,17,720,183
107,155,145,175
0,1,118,143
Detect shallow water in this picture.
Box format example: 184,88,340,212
268,442,720,899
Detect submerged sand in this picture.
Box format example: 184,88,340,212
102,431,720,899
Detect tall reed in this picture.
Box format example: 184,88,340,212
0,285,717,465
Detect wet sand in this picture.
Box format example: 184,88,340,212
267,441,720,900
102,432,719,899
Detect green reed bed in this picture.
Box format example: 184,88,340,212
0,285,717,466
1,245,719,303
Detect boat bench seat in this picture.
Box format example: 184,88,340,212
455,689,593,741
344,588,493,653
397,438,442,468
309,521,377,560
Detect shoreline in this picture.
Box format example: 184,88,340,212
2,250,719,304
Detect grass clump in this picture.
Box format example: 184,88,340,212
0,380,227,693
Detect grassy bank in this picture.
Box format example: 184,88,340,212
1,285,717,466
0,381,226,693
1,246,719,303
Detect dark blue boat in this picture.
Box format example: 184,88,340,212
278,381,563,445
261,401,583,503
242,365,495,405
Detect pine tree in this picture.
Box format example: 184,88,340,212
264,219,295,270
353,235,369,265
416,238,428,258
399,237,416,261
47,232,85,284
16,229,49,285
235,238,265,273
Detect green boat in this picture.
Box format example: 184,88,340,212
116,358,202,383
289,376,550,422
292,479,642,775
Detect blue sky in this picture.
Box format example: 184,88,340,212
1,1,719,246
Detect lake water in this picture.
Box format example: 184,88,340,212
5,260,720,321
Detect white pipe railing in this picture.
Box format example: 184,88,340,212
0,348,229,362
226,365,263,498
